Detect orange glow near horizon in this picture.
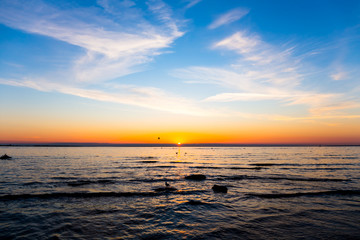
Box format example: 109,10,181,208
1,128,360,145
1,115,360,145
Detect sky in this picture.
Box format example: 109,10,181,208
0,0,360,144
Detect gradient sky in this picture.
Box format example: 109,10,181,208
0,0,360,144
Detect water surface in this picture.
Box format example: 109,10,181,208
1,146,360,239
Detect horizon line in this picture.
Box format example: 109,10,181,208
1,142,359,147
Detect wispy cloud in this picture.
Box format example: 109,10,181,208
0,77,218,116
174,30,359,117
265,114,360,122
0,0,183,83
204,92,296,102
0,0,219,116
214,31,298,71
233,111,360,122
177,66,349,115
184,0,202,9
208,8,249,29
331,71,347,81
174,31,302,94
1,0,359,123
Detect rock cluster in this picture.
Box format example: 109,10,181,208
212,184,228,193
185,174,206,180
0,154,12,160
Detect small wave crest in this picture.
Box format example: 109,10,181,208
248,189,360,198
147,165,176,169
138,160,158,163
249,163,356,167
190,166,262,170
128,178,177,183
22,181,43,186
249,163,279,166
0,190,207,201
223,175,350,182
67,179,116,187
169,161,193,164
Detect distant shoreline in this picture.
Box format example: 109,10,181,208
1,143,359,147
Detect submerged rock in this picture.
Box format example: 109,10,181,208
185,174,206,181
187,200,205,205
0,154,12,160
212,184,228,193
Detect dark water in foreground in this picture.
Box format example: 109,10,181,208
1,146,360,239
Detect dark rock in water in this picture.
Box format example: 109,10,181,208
187,200,205,205
154,186,177,192
212,184,228,193
185,174,206,181
0,154,12,160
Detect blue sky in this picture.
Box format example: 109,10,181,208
0,0,360,143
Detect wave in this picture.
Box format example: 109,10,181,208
116,165,176,169
0,190,207,201
19,179,118,187
279,167,358,171
248,163,356,167
228,166,262,170
249,163,279,166
66,179,117,187
190,166,262,170
140,156,158,159
223,175,350,182
52,177,79,180
128,178,177,183
123,156,158,161
23,181,44,186
25,174,350,189
23,177,178,187
190,166,222,169
147,165,177,169
169,161,193,164
248,189,360,198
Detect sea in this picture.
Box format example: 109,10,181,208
0,146,360,239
